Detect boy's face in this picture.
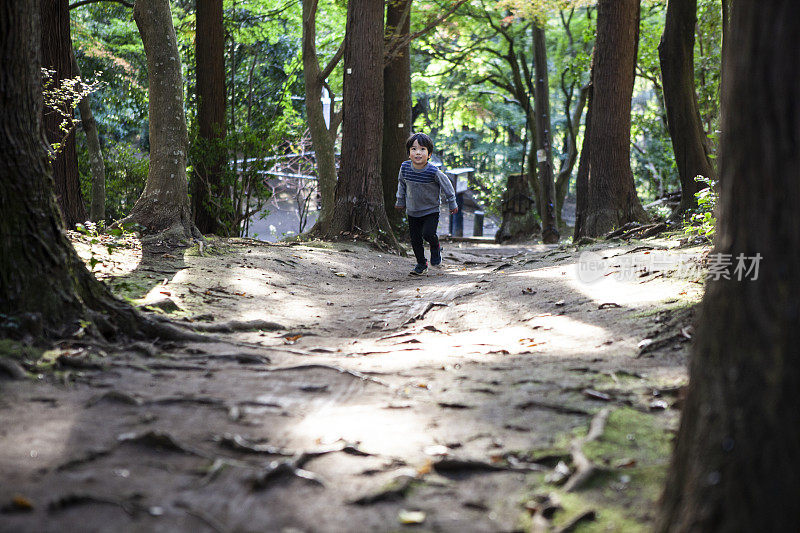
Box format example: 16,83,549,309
409,139,430,168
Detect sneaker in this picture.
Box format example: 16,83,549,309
409,263,428,276
431,245,443,267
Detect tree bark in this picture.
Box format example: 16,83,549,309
0,0,168,341
71,49,106,223
556,83,588,229
658,0,715,215
40,0,87,228
495,173,541,243
382,0,412,229
121,0,200,243
657,2,800,530
302,0,342,234
573,81,593,241
320,0,400,251
533,23,558,244
580,0,648,237
192,0,226,235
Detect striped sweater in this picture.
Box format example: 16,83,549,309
395,161,457,217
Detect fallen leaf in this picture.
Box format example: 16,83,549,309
417,459,433,476
11,495,33,511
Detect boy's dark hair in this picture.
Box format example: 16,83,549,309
406,132,434,155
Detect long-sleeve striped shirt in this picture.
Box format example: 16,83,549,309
395,161,457,217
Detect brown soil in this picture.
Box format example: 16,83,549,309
0,233,706,532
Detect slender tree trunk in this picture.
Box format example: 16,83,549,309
71,49,106,223
321,0,400,251
533,24,558,243
302,0,340,233
121,0,200,243
382,0,412,228
556,83,588,229
40,0,87,228
581,0,648,237
573,82,593,241
192,0,227,235
659,0,716,216
0,0,177,342
658,2,800,530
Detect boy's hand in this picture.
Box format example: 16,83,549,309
395,205,404,210
450,207,459,214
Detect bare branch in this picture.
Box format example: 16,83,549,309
69,0,133,9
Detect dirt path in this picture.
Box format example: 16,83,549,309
0,235,705,532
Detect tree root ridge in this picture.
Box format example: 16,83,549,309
563,408,611,492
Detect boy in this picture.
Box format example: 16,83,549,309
395,133,458,276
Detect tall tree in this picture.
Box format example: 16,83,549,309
658,0,715,215
533,23,558,243
657,1,800,530
302,0,344,234
41,0,87,227
0,0,181,342
71,49,107,223
319,0,399,250
119,0,201,243
382,0,412,229
192,0,227,235
578,0,647,237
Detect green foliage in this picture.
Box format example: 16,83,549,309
41,68,103,159
684,177,717,239
77,140,148,223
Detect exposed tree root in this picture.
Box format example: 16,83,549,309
188,319,285,333
563,408,611,492
351,474,417,505
515,400,591,416
267,364,391,387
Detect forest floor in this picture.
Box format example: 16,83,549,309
0,231,708,533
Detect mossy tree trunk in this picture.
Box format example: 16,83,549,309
0,0,158,341
657,2,800,530
119,0,200,244
302,0,343,234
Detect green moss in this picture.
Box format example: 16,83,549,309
520,408,675,531
0,339,43,362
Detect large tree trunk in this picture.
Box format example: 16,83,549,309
658,0,715,215
121,0,200,243
580,0,648,237
71,49,106,223
382,0,412,229
302,0,341,234
533,24,558,244
657,2,800,530
320,0,400,251
0,0,181,342
192,0,227,235
41,0,87,228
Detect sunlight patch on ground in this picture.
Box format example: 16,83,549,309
289,404,433,457
511,261,691,307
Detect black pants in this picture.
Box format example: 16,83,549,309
408,212,440,266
